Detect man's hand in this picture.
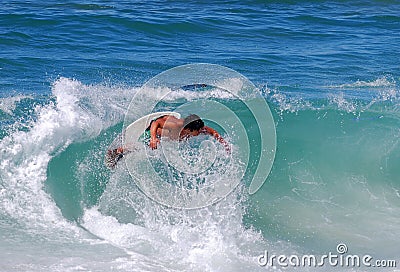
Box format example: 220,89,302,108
201,126,231,154
149,138,160,149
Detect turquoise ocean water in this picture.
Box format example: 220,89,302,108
1,1,399,271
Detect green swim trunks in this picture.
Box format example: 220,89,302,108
139,129,151,144
138,115,165,145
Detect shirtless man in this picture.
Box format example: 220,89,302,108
107,114,230,168
147,114,229,150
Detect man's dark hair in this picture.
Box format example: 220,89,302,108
183,114,204,131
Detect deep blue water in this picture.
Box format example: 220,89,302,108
2,1,399,93
1,1,399,271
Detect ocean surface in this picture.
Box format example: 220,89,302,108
1,1,399,271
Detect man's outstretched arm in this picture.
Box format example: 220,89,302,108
202,126,231,153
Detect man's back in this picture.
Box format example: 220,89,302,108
150,115,184,140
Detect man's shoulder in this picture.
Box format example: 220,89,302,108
164,116,183,127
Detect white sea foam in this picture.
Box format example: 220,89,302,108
0,77,137,235
328,92,358,113
133,85,236,105
326,76,396,89
82,184,268,272
0,95,32,115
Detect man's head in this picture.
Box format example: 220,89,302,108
183,114,204,133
